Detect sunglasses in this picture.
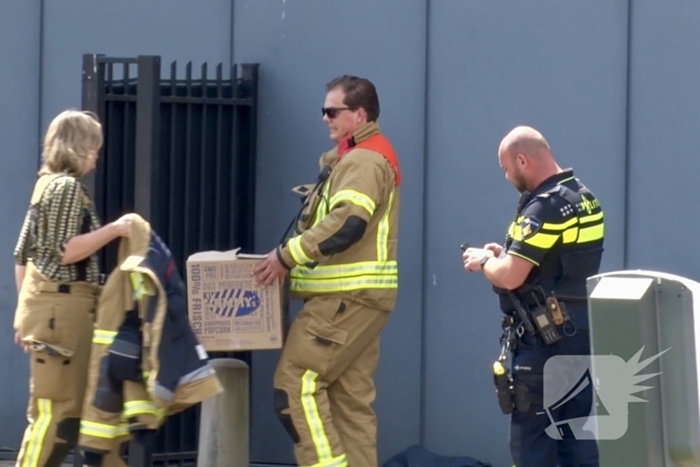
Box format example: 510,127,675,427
321,107,352,119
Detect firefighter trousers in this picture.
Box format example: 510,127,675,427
13,264,124,467
273,296,390,467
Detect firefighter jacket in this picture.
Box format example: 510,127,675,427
78,214,222,454
277,121,401,312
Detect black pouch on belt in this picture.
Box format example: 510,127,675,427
108,310,143,383
493,361,514,414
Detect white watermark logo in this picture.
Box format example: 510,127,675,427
541,346,670,440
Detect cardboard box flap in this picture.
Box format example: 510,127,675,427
236,253,268,260
187,247,266,262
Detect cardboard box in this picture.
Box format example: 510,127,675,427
186,248,283,352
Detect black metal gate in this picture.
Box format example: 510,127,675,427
79,53,259,466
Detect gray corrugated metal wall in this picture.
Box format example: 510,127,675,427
0,0,41,448
0,1,696,466
423,2,628,462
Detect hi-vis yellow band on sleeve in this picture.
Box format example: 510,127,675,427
129,272,147,300
288,236,313,265
329,189,376,216
92,329,117,345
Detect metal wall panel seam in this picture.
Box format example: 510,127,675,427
418,0,431,446
622,0,633,269
37,0,45,171
229,0,235,72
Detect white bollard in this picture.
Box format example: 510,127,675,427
197,358,250,467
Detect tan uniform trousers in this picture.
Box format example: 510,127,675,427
14,263,126,467
274,295,390,467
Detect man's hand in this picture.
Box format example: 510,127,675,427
252,249,289,288
483,242,504,257
463,248,495,273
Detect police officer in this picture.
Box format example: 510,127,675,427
463,125,603,467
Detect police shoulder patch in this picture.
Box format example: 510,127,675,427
520,216,542,240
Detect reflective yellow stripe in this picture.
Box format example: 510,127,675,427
22,398,52,467
508,220,558,248
123,400,158,417
92,329,117,345
578,224,604,242
80,420,130,439
562,228,578,244
329,189,376,216
522,232,559,249
541,217,578,231
376,189,394,262
580,212,603,223
121,401,167,422
301,370,334,463
129,272,146,300
288,236,313,265
290,276,398,293
312,182,331,227
301,453,349,467
510,214,604,247
291,261,397,279
290,261,398,292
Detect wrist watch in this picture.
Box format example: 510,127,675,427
480,255,491,267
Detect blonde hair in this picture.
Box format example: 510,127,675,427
39,109,103,177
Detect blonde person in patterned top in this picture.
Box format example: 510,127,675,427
12,109,134,467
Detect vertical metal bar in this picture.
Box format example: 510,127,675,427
240,63,259,252
81,54,106,211
107,62,114,97
178,408,186,467
127,436,152,467
184,62,193,259
199,62,209,249
101,61,122,272
169,61,179,256
214,63,226,249
130,57,161,464
105,62,120,234
134,55,161,224
229,64,239,247
122,62,132,210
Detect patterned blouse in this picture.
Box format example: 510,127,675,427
13,174,103,284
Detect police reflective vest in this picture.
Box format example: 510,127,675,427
276,121,401,312
78,214,222,456
496,173,605,312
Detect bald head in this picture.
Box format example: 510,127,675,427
497,125,562,193
499,125,552,160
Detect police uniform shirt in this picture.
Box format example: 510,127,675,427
505,169,605,326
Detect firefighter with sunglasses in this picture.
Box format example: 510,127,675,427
253,75,401,467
